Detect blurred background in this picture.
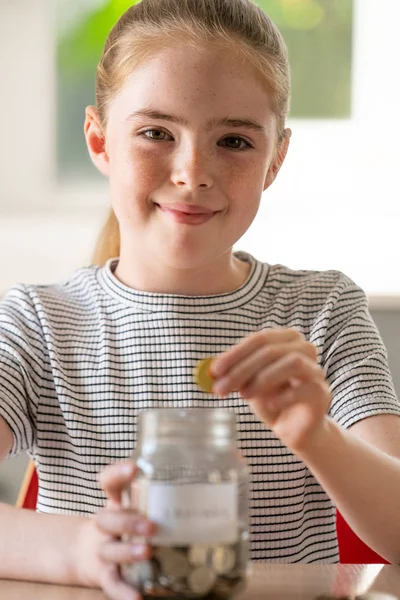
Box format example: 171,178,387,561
0,0,399,503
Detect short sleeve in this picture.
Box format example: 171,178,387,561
0,285,45,457
321,274,400,429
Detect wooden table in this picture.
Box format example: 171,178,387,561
1,564,400,599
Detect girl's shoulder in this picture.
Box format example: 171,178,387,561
266,261,354,289
242,251,361,297
257,257,367,309
246,258,369,338
0,264,103,326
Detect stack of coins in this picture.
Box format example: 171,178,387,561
122,539,247,599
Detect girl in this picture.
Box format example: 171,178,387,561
1,1,400,599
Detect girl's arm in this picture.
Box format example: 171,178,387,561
296,414,400,564
0,460,154,600
210,328,400,564
0,502,88,585
0,418,89,586
0,418,85,585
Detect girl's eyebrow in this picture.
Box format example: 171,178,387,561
126,108,268,138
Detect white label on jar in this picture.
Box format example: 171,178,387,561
144,482,238,545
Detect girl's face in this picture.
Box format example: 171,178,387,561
86,43,289,285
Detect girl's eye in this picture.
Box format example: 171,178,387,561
141,130,252,151
219,136,253,151
142,129,171,141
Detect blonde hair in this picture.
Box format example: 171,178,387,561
91,0,290,266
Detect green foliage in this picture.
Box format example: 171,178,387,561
58,0,140,78
259,0,324,30
258,0,353,117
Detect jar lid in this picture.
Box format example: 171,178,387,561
138,408,237,444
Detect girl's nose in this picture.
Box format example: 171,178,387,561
170,145,214,190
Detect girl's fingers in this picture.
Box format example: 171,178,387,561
100,565,142,600
240,352,325,399
213,341,317,395
98,540,152,564
95,508,156,537
211,328,304,378
98,461,137,504
266,378,331,414
249,379,331,439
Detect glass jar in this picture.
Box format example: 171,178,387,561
121,408,250,599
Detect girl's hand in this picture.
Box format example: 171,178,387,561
79,461,156,600
210,329,331,453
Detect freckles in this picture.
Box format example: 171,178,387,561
129,152,164,190
131,148,158,170
227,169,250,189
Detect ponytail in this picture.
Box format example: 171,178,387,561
91,209,120,266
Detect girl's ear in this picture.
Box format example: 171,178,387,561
263,128,291,191
84,106,110,177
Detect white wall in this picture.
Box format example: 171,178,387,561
0,0,399,307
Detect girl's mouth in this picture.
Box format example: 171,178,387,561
155,204,218,225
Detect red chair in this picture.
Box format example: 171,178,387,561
17,462,388,564
16,460,38,510
336,510,389,564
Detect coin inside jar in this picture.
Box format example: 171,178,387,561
128,543,247,599
188,545,210,566
194,358,216,393
188,565,217,595
211,546,236,575
158,548,191,579
121,559,158,588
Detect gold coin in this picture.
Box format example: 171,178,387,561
194,357,216,393
188,544,210,566
159,549,190,579
212,546,236,575
188,566,217,595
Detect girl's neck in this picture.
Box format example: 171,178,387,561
113,252,251,296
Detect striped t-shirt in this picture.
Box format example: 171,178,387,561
0,251,399,563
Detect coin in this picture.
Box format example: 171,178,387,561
121,559,157,587
188,565,217,595
212,546,236,575
188,544,210,566
153,546,171,561
159,548,190,579
194,357,216,393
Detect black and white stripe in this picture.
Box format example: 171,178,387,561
1,251,399,563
